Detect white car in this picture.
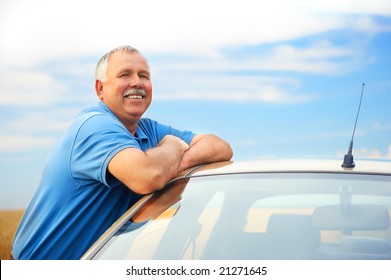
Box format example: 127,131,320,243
82,159,391,260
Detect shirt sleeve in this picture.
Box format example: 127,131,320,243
70,114,138,188
141,118,195,145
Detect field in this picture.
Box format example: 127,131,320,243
0,210,24,260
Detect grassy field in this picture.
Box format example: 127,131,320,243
0,210,24,260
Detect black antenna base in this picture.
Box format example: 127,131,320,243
341,153,355,168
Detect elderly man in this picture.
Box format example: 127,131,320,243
11,46,233,260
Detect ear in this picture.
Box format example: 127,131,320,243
95,80,104,100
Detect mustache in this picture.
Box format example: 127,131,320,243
123,88,147,98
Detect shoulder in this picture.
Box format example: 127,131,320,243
75,104,125,131
138,118,159,128
138,117,173,133
138,118,174,135
76,104,116,123
65,105,131,144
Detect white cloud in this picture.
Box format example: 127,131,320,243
1,0,390,67
260,41,359,74
0,37,365,108
154,74,312,103
4,111,73,133
157,85,312,104
371,122,391,132
0,0,386,108
0,134,57,152
150,39,367,77
0,69,68,107
0,110,76,153
292,0,391,16
337,145,391,159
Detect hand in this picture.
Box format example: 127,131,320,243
179,134,233,171
158,135,189,154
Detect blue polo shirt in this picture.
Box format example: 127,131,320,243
12,102,195,260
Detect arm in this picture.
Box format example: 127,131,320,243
179,134,233,171
108,135,189,194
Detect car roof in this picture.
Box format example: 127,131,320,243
182,158,391,178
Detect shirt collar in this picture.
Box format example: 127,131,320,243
135,125,148,141
98,101,113,114
98,101,148,141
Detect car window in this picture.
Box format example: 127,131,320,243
92,173,391,260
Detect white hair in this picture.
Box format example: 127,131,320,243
95,45,146,82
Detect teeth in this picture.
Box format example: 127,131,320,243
124,94,143,99
123,89,146,99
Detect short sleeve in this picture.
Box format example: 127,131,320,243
70,114,138,187
139,118,195,145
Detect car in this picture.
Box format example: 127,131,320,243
81,158,391,260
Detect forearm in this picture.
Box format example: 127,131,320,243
179,134,233,171
108,136,189,194
144,138,188,184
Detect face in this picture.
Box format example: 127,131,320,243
95,51,152,134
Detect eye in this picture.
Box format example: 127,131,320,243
119,72,129,78
139,70,150,80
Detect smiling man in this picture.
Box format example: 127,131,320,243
11,46,233,260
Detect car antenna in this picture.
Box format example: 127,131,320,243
341,83,365,168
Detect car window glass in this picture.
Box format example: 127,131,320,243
181,191,224,259
92,173,391,260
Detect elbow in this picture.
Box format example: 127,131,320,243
225,143,234,160
125,170,168,195
208,135,233,161
217,141,233,162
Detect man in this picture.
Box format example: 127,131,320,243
11,46,233,259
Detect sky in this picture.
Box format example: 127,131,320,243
1,0,390,209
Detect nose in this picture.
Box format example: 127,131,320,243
129,74,143,88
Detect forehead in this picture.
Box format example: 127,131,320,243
108,51,149,72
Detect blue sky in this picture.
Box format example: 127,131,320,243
1,0,390,209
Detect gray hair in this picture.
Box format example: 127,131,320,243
95,45,145,82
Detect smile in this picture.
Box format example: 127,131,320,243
123,88,147,99
125,94,144,99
